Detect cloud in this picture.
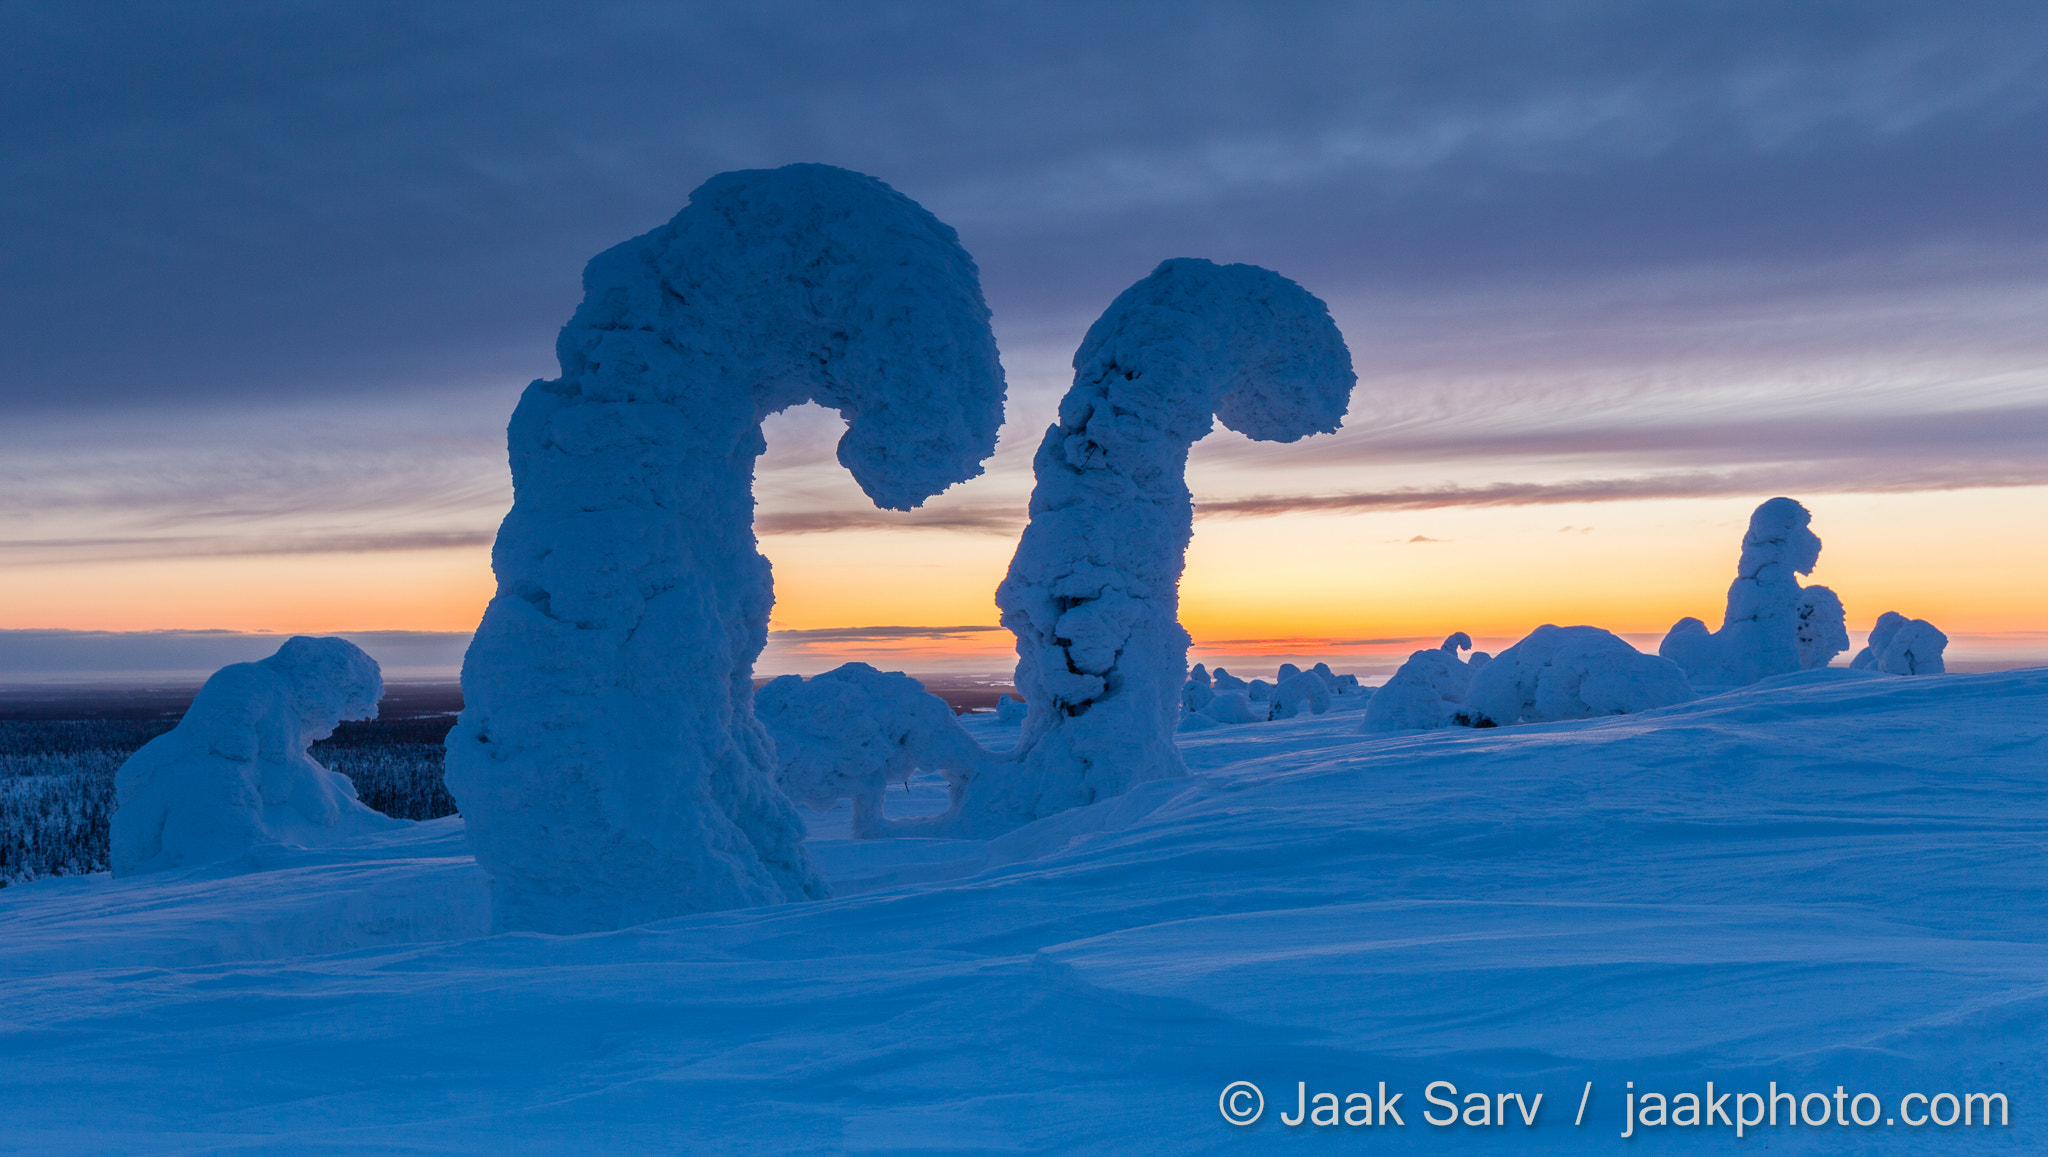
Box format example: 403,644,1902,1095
0,530,497,566
5,2,2048,414
754,509,1024,536
1195,460,2048,518
766,625,1004,643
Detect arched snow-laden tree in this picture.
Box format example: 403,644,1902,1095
446,165,1006,932
893,259,1353,838
1660,497,1846,686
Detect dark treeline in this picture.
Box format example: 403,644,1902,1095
0,711,458,888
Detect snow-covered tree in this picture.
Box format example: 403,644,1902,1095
1851,612,1949,674
112,637,397,876
754,665,984,838
1660,497,1845,686
1360,633,1485,732
901,259,1353,837
1466,625,1693,726
445,165,1006,931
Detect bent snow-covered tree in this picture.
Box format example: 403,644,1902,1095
446,165,1006,932
1660,497,1848,686
899,259,1353,838
112,637,397,876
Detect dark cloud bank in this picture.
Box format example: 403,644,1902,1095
5,1,2046,413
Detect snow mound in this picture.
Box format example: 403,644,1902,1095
908,259,1353,838
111,636,398,877
994,694,1027,724
1210,668,1247,691
444,163,1007,932
755,664,984,837
1853,612,1949,674
1660,497,1844,686
1466,624,1694,726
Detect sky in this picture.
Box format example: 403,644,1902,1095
3,2,2046,680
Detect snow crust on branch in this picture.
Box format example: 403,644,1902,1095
900,259,1353,837
112,637,396,877
444,164,1006,931
1466,625,1693,726
1660,497,1846,686
755,664,985,837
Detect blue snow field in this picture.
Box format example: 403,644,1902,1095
2,667,2042,1153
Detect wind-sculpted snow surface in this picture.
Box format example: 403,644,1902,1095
1660,497,1844,686
1852,612,1950,674
14,669,2048,1153
1466,624,1693,726
111,637,397,876
445,164,1007,932
755,664,984,838
908,259,1352,838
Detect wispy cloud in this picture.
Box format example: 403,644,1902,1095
767,624,1004,643
1,531,497,566
754,509,1023,536
1195,460,2048,518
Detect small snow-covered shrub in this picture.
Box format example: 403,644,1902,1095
995,694,1027,724
1199,692,1264,725
1360,634,1483,732
1851,613,1948,675
1880,620,1948,674
755,664,983,837
1466,625,1692,726
1270,671,1330,719
1211,668,1248,691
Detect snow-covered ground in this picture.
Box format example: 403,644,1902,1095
3,669,2042,1153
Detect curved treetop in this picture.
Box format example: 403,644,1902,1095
557,162,1007,510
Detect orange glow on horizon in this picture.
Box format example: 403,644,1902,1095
5,489,2044,674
